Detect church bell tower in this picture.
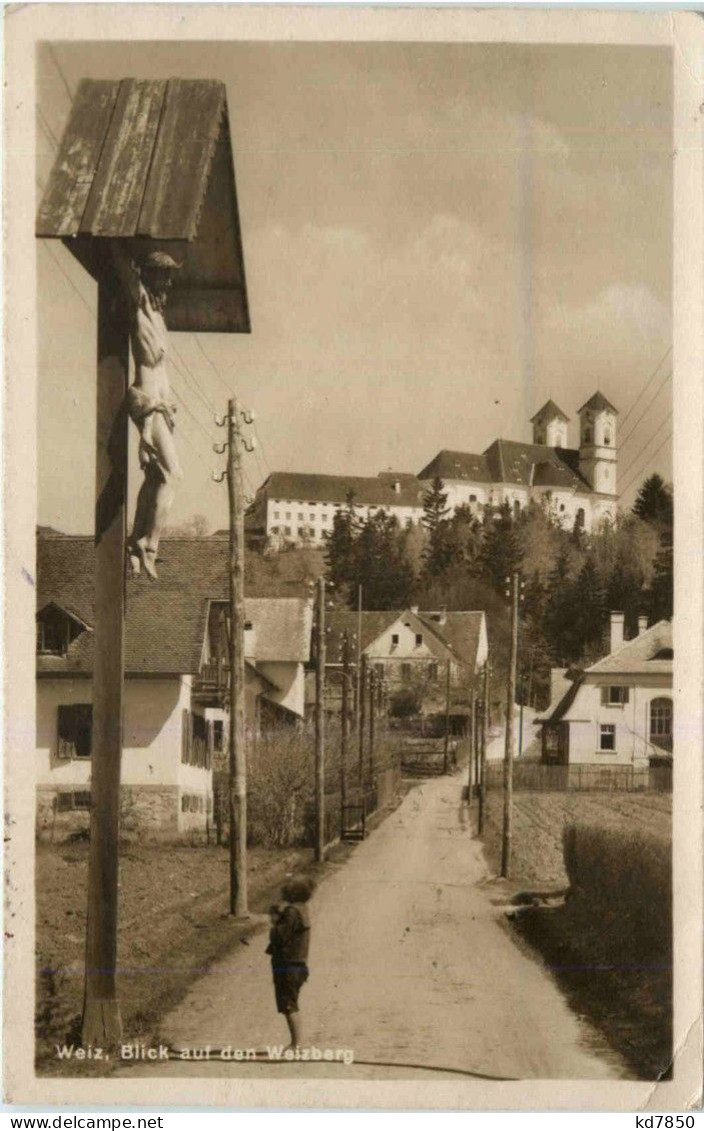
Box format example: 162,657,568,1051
578,392,618,496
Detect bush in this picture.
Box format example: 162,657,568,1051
562,822,671,961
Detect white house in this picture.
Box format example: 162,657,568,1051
322,607,489,715
36,535,312,839
537,613,673,769
247,391,619,550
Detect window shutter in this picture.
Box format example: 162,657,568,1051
206,721,213,770
57,705,76,760
601,686,608,706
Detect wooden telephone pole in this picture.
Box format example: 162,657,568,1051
314,576,326,861
443,660,452,774
340,629,350,806
358,653,367,783
224,397,250,917
502,574,520,878
468,685,476,808
478,663,490,834
368,667,376,783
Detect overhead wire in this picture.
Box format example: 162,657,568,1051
619,410,673,485
619,431,672,501
48,44,75,104
618,369,672,452
619,344,672,433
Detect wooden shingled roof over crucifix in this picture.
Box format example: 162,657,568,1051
37,77,250,333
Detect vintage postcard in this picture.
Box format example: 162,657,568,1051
4,3,703,1112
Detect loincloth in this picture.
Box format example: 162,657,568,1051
126,386,177,472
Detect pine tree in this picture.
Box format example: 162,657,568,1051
633,473,673,530
479,500,523,593
421,476,450,534
354,512,414,610
325,490,360,596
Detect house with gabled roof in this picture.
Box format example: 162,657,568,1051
36,534,312,838
536,613,673,770
321,607,488,716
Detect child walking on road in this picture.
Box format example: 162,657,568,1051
266,875,314,1050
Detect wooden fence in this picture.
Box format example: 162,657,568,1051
483,762,672,793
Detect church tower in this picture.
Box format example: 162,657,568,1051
530,400,569,448
578,392,618,495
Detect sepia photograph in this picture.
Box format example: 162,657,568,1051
4,4,704,1112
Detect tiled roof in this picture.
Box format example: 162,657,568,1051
417,450,493,483
585,620,672,676
259,472,425,509
536,675,584,723
529,400,570,424
36,535,311,675
578,392,619,416
416,611,485,668
484,440,592,492
324,608,485,669
211,597,313,662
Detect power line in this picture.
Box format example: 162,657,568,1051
40,240,95,318
619,410,673,484
619,369,672,451
37,105,60,151
619,344,672,433
48,44,74,104
619,430,672,500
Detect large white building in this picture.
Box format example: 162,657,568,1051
248,392,619,548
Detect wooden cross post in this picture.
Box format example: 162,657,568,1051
82,270,130,1047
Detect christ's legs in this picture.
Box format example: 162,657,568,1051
134,414,183,579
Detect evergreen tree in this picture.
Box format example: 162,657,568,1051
421,477,452,578
479,501,523,592
354,512,414,610
421,476,450,534
633,473,673,531
572,555,607,662
325,490,361,596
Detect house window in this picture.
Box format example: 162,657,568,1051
583,427,592,444
309,514,315,522
428,662,438,682
598,724,616,752
298,513,304,521
469,494,477,503
57,703,93,759
374,663,384,677
273,511,280,519
415,633,423,647
56,790,91,812
400,663,412,681
603,686,629,706
575,508,585,530
391,633,399,646
513,500,520,517
213,721,224,752
37,606,84,655
285,512,291,520
284,526,291,536
649,697,673,752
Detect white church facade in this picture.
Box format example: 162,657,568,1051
247,392,619,547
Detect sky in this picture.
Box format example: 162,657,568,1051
36,41,672,534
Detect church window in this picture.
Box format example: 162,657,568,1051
583,428,592,444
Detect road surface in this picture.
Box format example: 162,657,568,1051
118,774,624,1081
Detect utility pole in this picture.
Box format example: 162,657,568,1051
314,576,326,861
221,397,253,918
443,660,452,774
368,666,376,784
479,664,490,834
356,584,363,735
502,573,520,879
340,629,350,807
474,688,481,804
468,684,475,808
358,652,367,785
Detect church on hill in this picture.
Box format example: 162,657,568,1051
247,392,619,549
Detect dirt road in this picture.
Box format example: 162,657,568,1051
118,775,625,1081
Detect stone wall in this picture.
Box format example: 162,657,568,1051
36,784,212,843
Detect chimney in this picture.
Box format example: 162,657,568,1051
638,615,649,636
610,612,625,653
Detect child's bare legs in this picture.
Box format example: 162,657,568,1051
285,1011,302,1050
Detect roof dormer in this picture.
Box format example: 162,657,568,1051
36,602,89,655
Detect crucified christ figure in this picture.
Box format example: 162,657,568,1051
112,245,184,581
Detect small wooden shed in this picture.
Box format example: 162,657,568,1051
37,77,250,332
